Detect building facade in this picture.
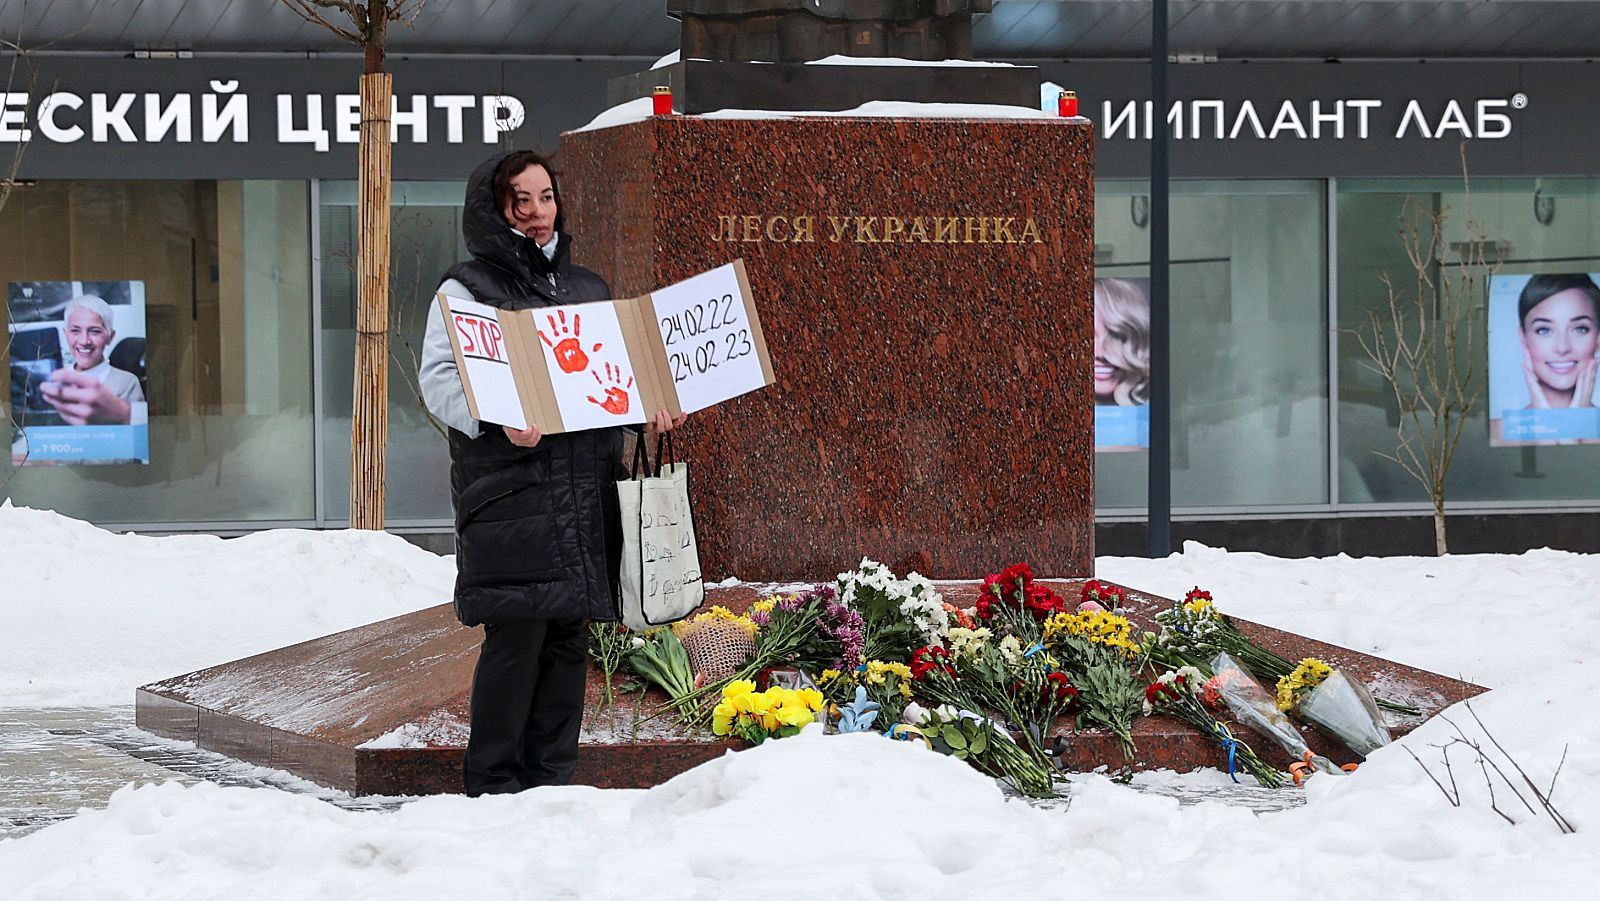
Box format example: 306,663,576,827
2,1,1596,555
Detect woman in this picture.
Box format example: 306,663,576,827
420,150,683,796
1092,278,1151,407
1517,273,1599,411
39,294,145,426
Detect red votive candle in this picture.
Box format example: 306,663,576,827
652,86,673,116
1058,90,1078,118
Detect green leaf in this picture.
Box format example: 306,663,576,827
946,729,968,751
971,729,989,755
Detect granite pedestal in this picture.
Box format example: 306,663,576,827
559,115,1096,582
135,580,1483,796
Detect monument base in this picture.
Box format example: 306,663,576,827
136,582,1482,797
607,60,1042,115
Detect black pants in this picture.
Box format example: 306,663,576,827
463,616,589,796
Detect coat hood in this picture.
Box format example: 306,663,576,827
460,152,571,284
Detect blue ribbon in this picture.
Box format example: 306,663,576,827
1023,642,1046,659
1216,724,1240,783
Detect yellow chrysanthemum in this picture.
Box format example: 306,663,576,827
1275,657,1334,711
818,669,843,685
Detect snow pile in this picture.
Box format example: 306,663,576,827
4,713,1594,899
1097,542,1597,688
1,507,1597,897
0,502,454,705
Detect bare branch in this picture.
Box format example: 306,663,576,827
1404,744,1461,807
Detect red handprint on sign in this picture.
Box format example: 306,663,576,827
538,310,602,374
587,362,634,416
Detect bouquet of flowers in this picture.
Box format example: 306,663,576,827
625,627,701,720
907,703,1060,798
1206,652,1342,777
1277,658,1393,758
973,562,1062,645
1067,640,1145,760
711,679,826,745
1148,587,1292,679
836,558,949,662
818,659,915,725
1150,587,1419,716
588,621,633,721
672,606,758,681
1144,667,1285,788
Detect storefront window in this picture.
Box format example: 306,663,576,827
1336,178,1600,504
317,181,465,525
2,180,314,524
1093,180,1329,511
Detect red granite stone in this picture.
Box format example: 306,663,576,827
559,116,1097,582
135,581,1481,795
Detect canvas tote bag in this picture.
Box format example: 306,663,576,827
617,433,704,631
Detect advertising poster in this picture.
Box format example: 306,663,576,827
7,281,150,466
1094,276,1152,452
1487,272,1600,447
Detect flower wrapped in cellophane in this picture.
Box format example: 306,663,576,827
711,679,826,745
1206,652,1342,778
1277,658,1392,758
1143,667,1285,788
1148,587,1419,716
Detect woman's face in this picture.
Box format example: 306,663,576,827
65,308,113,370
1521,288,1599,392
1092,314,1124,402
501,163,557,245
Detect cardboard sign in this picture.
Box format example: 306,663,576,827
438,259,774,434
650,261,772,414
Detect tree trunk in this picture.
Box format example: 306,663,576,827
349,71,392,530
1433,501,1448,556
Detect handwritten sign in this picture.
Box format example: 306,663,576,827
441,295,526,429
649,262,771,414
437,259,774,435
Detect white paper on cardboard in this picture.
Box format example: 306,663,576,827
442,295,526,430
532,302,646,430
649,262,767,414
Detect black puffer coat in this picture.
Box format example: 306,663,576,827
444,153,625,626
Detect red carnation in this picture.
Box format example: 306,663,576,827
1081,579,1127,611
1184,587,1213,603
910,645,956,680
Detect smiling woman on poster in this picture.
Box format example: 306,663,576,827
1517,274,1599,410
1489,273,1600,445
1093,277,1152,451
39,295,145,426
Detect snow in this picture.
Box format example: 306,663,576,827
0,501,454,706
572,96,1050,134
2,505,1598,898
807,54,1020,68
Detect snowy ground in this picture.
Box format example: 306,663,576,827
0,503,1594,899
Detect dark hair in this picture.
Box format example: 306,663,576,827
491,150,564,233
1518,273,1600,327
